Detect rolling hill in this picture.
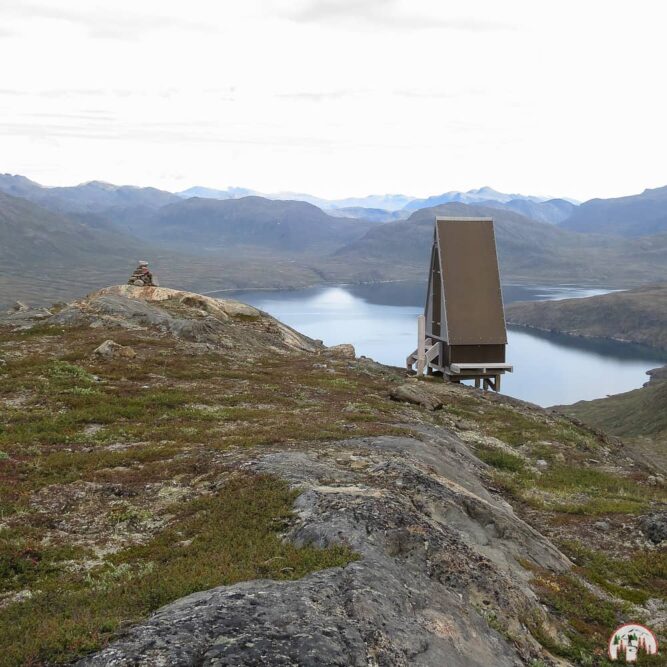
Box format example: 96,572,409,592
331,203,667,286
3,287,662,665
506,283,667,351
0,190,138,266
0,191,330,309
0,190,142,307
559,185,667,237
110,195,378,253
559,365,667,473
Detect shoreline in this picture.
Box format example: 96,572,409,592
201,278,426,296
507,320,667,356
203,279,626,298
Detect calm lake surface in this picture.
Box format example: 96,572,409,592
226,282,667,407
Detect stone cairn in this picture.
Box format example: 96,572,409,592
127,261,158,287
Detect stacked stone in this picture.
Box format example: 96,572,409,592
127,261,157,287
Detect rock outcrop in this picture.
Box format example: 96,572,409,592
328,343,356,359
80,431,568,667
390,382,444,411
640,513,667,545
50,285,321,353
1,301,52,325
93,340,137,360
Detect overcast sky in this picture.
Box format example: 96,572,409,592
1,0,665,201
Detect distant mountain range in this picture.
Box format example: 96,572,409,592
58,177,665,235
178,186,259,200
0,173,178,215
2,173,667,307
0,189,329,308
177,187,415,212
401,186,545,211
0,174,577,224
491,198,576,225
402,195,576,225
175,184,578,224
326,206,406,222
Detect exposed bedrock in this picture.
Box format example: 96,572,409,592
47,285,322,353
80,430,570,666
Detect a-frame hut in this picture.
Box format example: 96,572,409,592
407,216,512,391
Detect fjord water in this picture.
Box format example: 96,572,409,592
227,282,667,407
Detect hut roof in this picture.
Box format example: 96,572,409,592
434,216,507,345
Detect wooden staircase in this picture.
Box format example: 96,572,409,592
406,315,441,375
406,315,512,391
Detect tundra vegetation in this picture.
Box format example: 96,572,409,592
0,289,665,666
507,283,667,474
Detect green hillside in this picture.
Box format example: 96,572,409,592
561,368,667,472
506,283,667,351
564,368,667,438
512,284,667,470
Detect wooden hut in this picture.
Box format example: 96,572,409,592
407,216,512,391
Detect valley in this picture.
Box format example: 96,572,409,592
5,2,666,664
4,176,667,311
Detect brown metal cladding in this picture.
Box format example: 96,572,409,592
449,344,506,363
435,217,507,345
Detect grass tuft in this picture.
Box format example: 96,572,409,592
0,475,357,667
475,446,525,472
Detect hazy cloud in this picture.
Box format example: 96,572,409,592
1,1,663,201
1,1,213,39
37,88,111,98
0,117,408,151
393,87,487,99
23,110,116,121
0,88,180,99
274,0,511,31
277,89,363,102
394,90,458,100
0,89,29,97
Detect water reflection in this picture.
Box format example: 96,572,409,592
228,282,666,407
